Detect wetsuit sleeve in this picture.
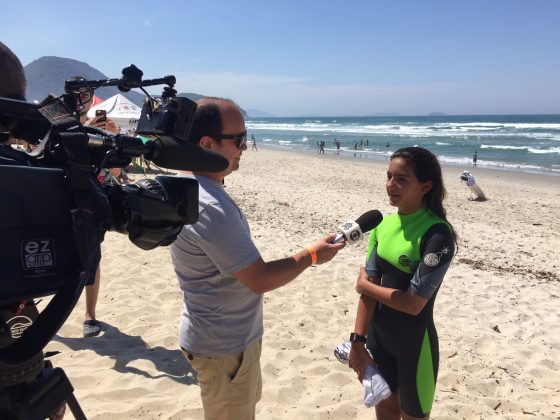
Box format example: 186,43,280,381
410,223,454,299
365,229,380,278
365,246,382,278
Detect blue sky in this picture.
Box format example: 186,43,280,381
3,0,560,116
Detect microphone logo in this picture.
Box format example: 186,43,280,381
349,230,361,242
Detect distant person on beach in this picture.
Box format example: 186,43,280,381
472,151,478,167
251,134,258,151
169,97,345,420
355,140,358,151
320,140,325,154
348,147,457,419
385,142,390,149
70,75,119,338
336,139,341,154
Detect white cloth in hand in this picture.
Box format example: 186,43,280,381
362,364,391,407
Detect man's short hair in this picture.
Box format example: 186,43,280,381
188,97,240,145
0,42,26,99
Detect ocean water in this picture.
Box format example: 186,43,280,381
246,115,560,175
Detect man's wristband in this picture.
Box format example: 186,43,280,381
306,246,318,265
349,332,367,343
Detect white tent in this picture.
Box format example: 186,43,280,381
87,93,142,133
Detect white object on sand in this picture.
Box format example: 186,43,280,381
459,170,486,201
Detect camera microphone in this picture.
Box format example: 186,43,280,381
331,210,383,245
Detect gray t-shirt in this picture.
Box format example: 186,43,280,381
170,175,262,356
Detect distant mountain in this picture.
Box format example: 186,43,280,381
24,56,145,105
177,92,204,102
246,109,274,118
428,112,447,116
23,57,249,116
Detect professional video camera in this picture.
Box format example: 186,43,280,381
0,65,228,419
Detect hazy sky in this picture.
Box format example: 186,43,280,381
3,0,560,116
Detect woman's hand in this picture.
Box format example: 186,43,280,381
348,342,374,382
355,266,379,295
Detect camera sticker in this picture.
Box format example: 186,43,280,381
21,238,56,270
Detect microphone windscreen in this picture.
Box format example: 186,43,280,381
355,210,383,233
149,137,229,172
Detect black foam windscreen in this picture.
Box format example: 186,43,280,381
355,210,383,233
147,137,229,172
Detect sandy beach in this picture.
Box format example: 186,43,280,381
45,147,560,419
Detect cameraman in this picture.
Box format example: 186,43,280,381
0,43,33,166
170,97,345,420
0,41,67,420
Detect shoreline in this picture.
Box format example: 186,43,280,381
256,144,560,188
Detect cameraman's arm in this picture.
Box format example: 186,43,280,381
234,234,345,294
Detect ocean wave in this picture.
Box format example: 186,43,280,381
247,123,560,140
437,155,549,171
481,145,560,154
528,147,560,154
481,145,529,150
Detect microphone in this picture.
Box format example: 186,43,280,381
332,210,383,244
144,136,229,172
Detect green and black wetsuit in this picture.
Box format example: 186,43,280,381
365,207,454,417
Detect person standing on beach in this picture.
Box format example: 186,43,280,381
169,97,345,420
472,151,478,167
348,147,456,419
69,77,119,338
251,134,258,151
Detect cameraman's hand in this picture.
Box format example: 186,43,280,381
310,233,346,265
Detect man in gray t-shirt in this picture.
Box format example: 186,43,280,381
170,98,345,420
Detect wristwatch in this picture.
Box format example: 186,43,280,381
349,332,367,343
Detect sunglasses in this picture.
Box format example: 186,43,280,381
209,131,248,149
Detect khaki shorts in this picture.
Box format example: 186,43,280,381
183,339,262,420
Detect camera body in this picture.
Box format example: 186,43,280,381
137,96,197,142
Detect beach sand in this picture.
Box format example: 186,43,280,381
45,147,560,419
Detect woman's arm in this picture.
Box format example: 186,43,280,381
356,267,427,315
348,273,379,381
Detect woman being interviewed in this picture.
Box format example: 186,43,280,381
348,147,457,420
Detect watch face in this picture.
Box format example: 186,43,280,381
350,333,367,343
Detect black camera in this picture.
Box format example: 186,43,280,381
0,65,227,418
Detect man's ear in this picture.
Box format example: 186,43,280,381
198,136,214,150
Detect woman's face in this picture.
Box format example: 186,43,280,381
386,157,432,214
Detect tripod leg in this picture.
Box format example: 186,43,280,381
65,392,87,420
